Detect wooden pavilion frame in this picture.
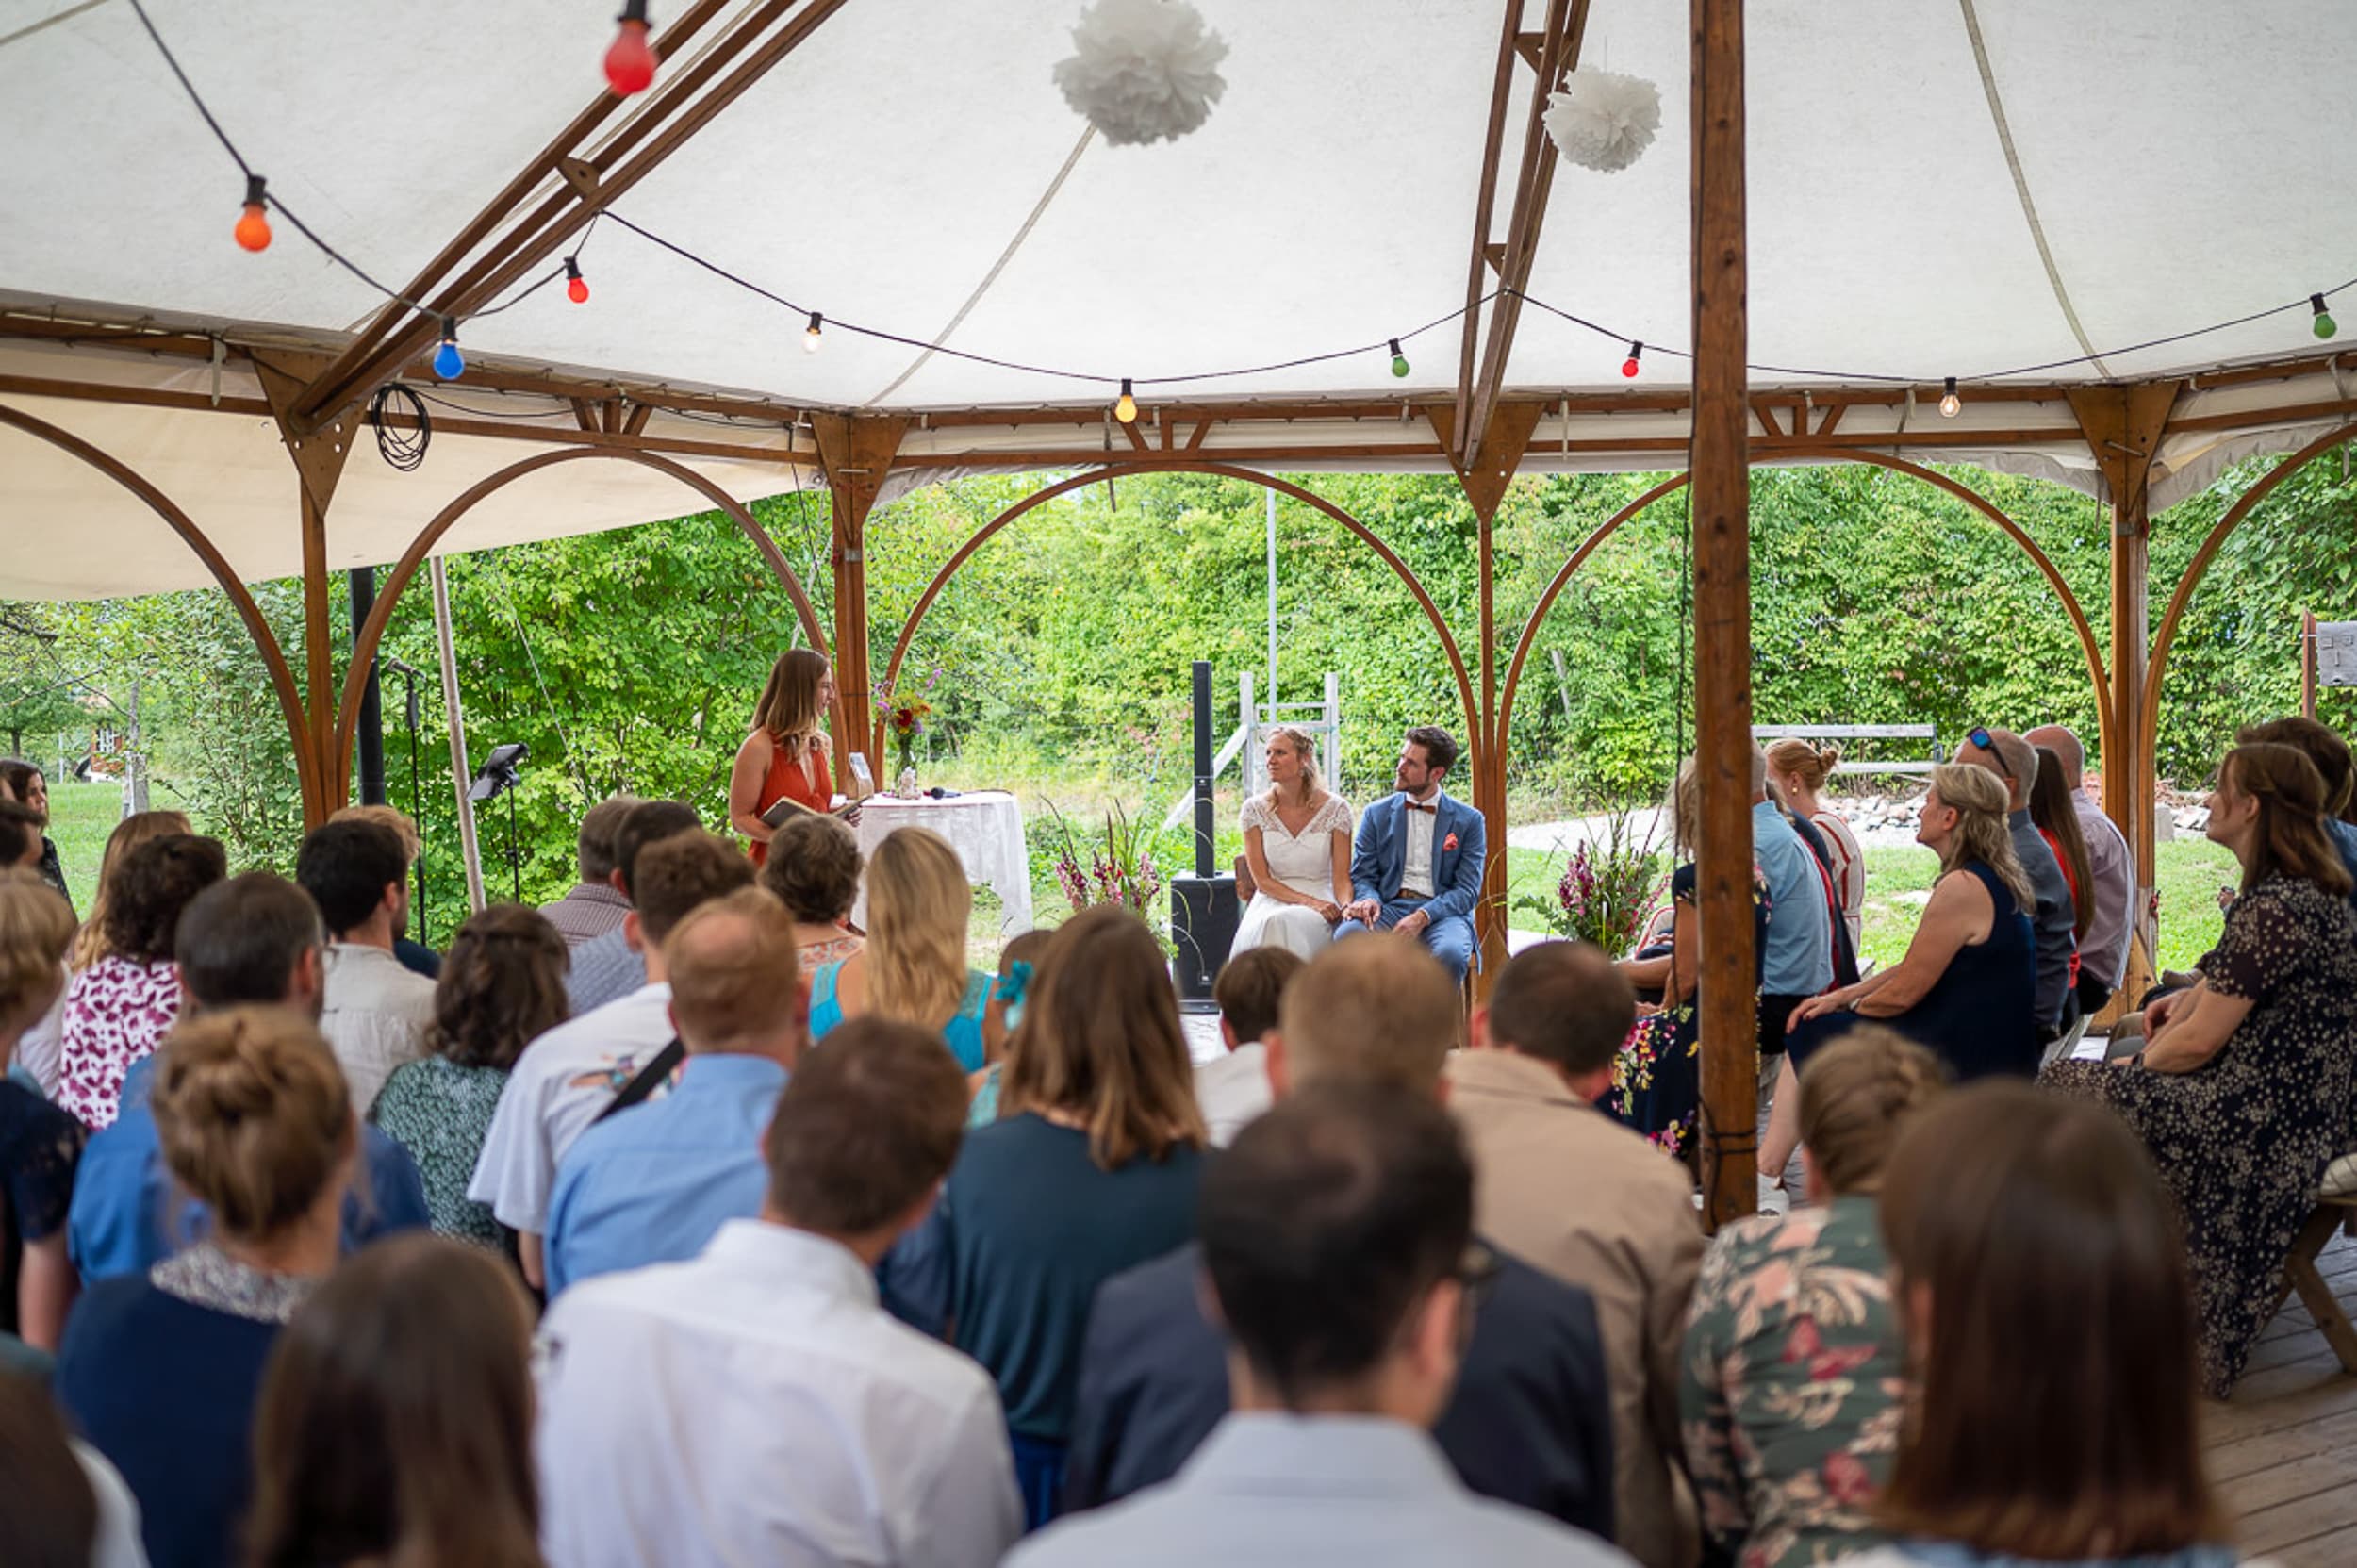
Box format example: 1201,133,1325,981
6,0,2353,1225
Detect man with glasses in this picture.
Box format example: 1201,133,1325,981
1961,725,2079,1042
1017,1080,1633,1568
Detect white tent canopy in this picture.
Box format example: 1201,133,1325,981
3,0,2353,596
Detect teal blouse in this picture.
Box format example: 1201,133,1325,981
808,962,995,1073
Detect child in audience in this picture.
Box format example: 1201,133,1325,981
1194,946,1302,1146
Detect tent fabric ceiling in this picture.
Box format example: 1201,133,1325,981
2,0,2352,597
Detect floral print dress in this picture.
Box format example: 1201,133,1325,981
55,956,183,1131
2043,871,2357,1395
1610,860,1771,1158
1681,1194,1906,1568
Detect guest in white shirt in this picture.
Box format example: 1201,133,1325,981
470,830,755,1292
536,1013,1022,1568
1013,1081,1632,1568
1195,946,1301,1146
295,818,436,1117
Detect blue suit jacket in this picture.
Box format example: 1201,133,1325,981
1351,789,1487,924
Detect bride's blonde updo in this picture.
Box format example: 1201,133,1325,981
1264,725,1321,802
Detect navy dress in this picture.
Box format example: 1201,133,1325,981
1608,860,1771,1159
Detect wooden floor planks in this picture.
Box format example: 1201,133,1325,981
2209,1231,2357,1561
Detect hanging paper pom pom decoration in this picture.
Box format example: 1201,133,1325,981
1542,67,1662,173
1052,0,1228,147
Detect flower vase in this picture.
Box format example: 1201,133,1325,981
893,745,921,799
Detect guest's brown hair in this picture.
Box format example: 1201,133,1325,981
103,832,227,964
573,795,642,883
763,1015,968,1235
752,648,831,756
330,803,421,865
0,1371,97,1568
152,1007,353,1244
2028,747,2096,939
246,1234,541,1568
1277,934,1459,1091
0,869,74,1024
611,800,701,900
1794,1025,1943,1196
1765,737,1841,793
631,830,755,946
2220,742,2352,899
428,905,569,1071
2239,716,2357,819
1000,905,1205,1169
664,887,803,1056
1484,939,1634,1076
760,813,863,925
71,809,191,968
1875,1081,2223,1557
1212,947,1303,1048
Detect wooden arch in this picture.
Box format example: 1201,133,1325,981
2137,420,2357,761
0,403,326,820
877,462,1481,756
1495,454,2116,761
334,446,832,813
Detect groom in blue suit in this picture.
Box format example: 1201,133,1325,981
1336,725,1486,982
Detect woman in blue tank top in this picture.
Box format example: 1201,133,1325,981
806,827,995,1073
1786,764,2037,1081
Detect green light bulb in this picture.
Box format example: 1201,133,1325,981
1388,338,1409,378
2313,294,2338,340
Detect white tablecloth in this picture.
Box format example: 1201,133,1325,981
851,792,1034,937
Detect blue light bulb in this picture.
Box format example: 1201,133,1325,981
433,338,464,380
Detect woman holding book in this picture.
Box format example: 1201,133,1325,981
728,649,853,866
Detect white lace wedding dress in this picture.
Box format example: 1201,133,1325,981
1232,792,1355,960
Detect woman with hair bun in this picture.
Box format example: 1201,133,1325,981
55,1006,358,1568
1765,739,1863,955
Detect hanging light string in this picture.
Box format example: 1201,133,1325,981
125,0,2356,405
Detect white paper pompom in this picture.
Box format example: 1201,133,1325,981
1542,67,1662,173
1052,0,1228,147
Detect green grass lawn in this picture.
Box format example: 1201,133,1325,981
45,779,124,916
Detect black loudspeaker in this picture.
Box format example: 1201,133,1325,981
1172,873,1240,1005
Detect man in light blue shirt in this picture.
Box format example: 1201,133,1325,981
1751,746,1834,1053
1012,1081,1632,1568
545,872,808,1297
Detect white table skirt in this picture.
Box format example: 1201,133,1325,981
850,791,1034,937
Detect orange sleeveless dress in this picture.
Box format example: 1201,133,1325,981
750,734,831,867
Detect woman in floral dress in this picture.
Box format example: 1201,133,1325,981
2043,741,2357,1395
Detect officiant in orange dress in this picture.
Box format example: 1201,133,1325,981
728,648,845,866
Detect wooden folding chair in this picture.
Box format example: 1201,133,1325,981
2283,1183,2357,1376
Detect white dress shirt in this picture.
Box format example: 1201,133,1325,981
536,1219,1022,1568
469,982,676,1235
1400,794,1438,899
1194,1043,1274,1147
2072,794,2136,988
319,943,437,1115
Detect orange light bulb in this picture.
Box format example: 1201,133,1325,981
234,173,272,253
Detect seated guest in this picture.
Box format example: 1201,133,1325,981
470,819,750,1292
0,1366,149,1568
1194,946,1301,1146
1788,764,2036,1083
1843,1082,2247,1568
246,1233,539,1568
1452,940,1701,1568
1745,744,1833,1060
22,809,191,1098
1957,726,2075,1039
565,800,701,1015
882,903,1207,1528
2044,742,2357,1395
1335,726,1484,983
1764,740,1862,956
57,833,226,1131
543,875,802,1297
0,801,46,871
2023,723,2134,1014
540,794,641,950
69,871,429,1282
1682,1027,1942,1568
56,1007,356,1568
2028,746,2095,1011
296,818,436,1114
1231,725,1354,961
1014,1082,1633,1568
537,1016,1022,1568
0,871,81,1351
371,904,569,1250
1067,935,1617,1540
971,928,1053,1128
329,804,440,979
2237,716,2357,904
760,810,866,967
0,761,70,910
812,827,994,1071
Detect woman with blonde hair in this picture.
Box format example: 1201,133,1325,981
1788,763,2036,1082
0,869,82,1350
881,903,1206,1528
1765,739,1863,954
1230,725,1353,960
726,647,852,867
808,826,995,1071
2045,741,2357,1395
1683,1026,1942,1568
55,1006,358,1568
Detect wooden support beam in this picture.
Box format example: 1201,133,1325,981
1749,396,1784,437
810,414,909,791
1690,0,1756,1236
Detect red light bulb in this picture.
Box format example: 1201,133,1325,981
1620,339,1643,379
604,6,657,95
565,259,590,305
1620,355,1640,378
233,173,272,253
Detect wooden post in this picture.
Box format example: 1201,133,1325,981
2303,610,2319,718
809,415,907,792
1690,0,1758,1233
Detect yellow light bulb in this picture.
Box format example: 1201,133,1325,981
1114,378,1138,423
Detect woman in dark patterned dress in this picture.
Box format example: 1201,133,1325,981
2044,741,2357,1395
371,904,569,1251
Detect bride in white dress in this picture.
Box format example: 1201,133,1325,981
1231,725,1354,961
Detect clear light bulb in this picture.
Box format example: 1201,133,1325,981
1939,376,1961,419
803,312,824,355
1114,378,1138,423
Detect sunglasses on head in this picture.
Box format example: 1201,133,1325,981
1968,727,2011,782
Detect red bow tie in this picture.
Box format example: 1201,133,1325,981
1405,800,1438,814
